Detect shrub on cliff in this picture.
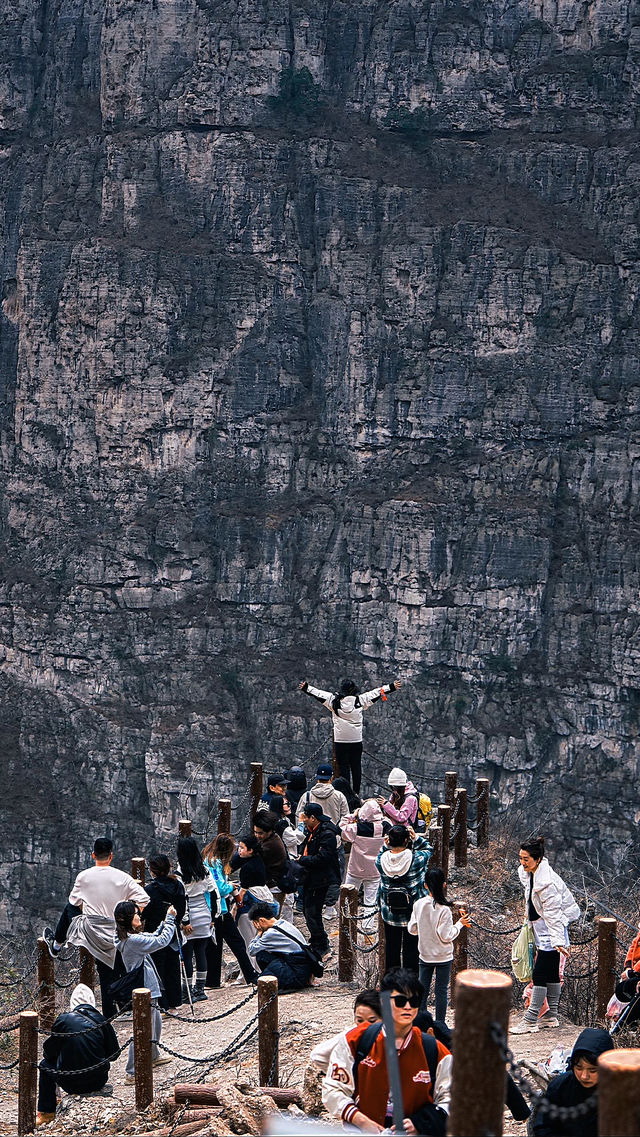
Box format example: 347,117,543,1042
268,66,321,119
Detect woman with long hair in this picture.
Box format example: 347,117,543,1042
512,836,580,1034
408,867,471,1022
114,900,176,1080
298,676,402,794
202,834,258,988
176,836,218,1002
230,834,278,950
143,854,186,1010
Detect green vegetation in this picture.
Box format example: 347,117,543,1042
268,66,321,118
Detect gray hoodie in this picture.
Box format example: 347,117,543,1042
296,782,349,826
115,913,176,999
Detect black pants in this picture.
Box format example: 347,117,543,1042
153,944,182,1009
96,956,125,1020
206,913,258,987
334,741,363,794
383,921,419,972
53,902,82,944
303,885,329,957
532,949,560,985
254,949,312,992
38,1064,108,1112
182,938,208,978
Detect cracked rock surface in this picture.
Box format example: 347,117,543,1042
1,1,639,929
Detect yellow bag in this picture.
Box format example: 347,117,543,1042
511,923,535,982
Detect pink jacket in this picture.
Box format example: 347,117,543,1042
382,781,418,826
340,799,385,881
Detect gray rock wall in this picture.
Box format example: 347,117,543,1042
1,0,639,929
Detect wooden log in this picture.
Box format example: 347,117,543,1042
445,771,457,811
476,779,490,848
437,804,451,878
430,825,443,869
258,975,279,1087
36,937,55,1032
217,798,232,835
448,969,512,1137
173,1085,303,1108
453,788,468,868
451,907,468,1001
598,1049,640,1136
178,819,192,837
78,947,95,991
131,857,146,885
597,917,617,1021
18,1011,38,1136
133,987,154,1111
338,884,359,982
249,763,263,825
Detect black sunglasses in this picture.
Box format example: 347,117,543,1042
391,994,420,1008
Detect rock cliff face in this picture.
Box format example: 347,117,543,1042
1,0,639,929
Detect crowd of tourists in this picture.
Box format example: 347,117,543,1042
33,677,639,1132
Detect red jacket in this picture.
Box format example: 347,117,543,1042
625,932,640,973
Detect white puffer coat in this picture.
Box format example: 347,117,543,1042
518,858,580,947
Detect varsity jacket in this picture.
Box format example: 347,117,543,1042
624,930,640,974
322,1020,451,1133
301,682,397,742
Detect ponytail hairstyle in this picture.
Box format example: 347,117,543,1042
114,900,139,940
520,835,545,863
177,836,206,884
149,853,172,879
332,678,361,714
425,867,452,908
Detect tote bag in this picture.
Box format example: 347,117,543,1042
511,923,535,982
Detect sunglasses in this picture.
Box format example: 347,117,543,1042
390,994,420,1008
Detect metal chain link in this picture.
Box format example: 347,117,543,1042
32,1041,131,1077
155,991,277,1067
489,1023,597,1121
37,1006,131,1037
471,921,522,936
164,987,256,1023
0,1056,19,1070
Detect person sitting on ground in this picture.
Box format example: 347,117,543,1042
258,773,289,812
378,768,419,827
531,1027,615,1137
377,824,430,972
230,834,278,950
247,901,314,992
284,765,307,813
43,837,148,1019
309,990,382,1073
407,867,470,1022
114,901,177,1082
36,983,119,1126
142,854,186,1011
202,834,258,989
299,802,341,961
340,798,387,932
299,677,402,794
322,967,451,1134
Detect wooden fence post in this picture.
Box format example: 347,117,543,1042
258,975,279,1087
178,819,192,837
451,907,468,1002
377,911,386,982
454,788,468,868
597,917,617,1021
438,804,451,878
250,763,263,825
37,938,55,1032
131,857,145,885
17,1010,38,1135
449,969,512,1137
338,884,359,982
132,987,154,1111
217,798,232,835
598,1049,640,1136
476,779,490,848
430,825,443,869
78,947,95,991
445,771,457,811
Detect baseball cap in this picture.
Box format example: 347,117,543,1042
316,763,333,781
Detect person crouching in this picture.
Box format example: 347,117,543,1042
37,983,119,1126
247,901,314,992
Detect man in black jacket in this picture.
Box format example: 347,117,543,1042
37,983,120,1124
299,802,341,960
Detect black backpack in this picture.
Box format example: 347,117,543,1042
354,1022,439,1090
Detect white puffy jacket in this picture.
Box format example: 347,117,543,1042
518,858,580,947
302,683,395,742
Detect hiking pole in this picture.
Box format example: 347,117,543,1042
176,937,194,1017
380,990,406,1135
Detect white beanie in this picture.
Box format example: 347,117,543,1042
388,767,408,787
69,983,96,1011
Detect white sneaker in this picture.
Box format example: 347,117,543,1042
323,906,337,920
510,1018,539,1035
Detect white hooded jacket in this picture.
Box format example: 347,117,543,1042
303,683,395,742
518,858,580,947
